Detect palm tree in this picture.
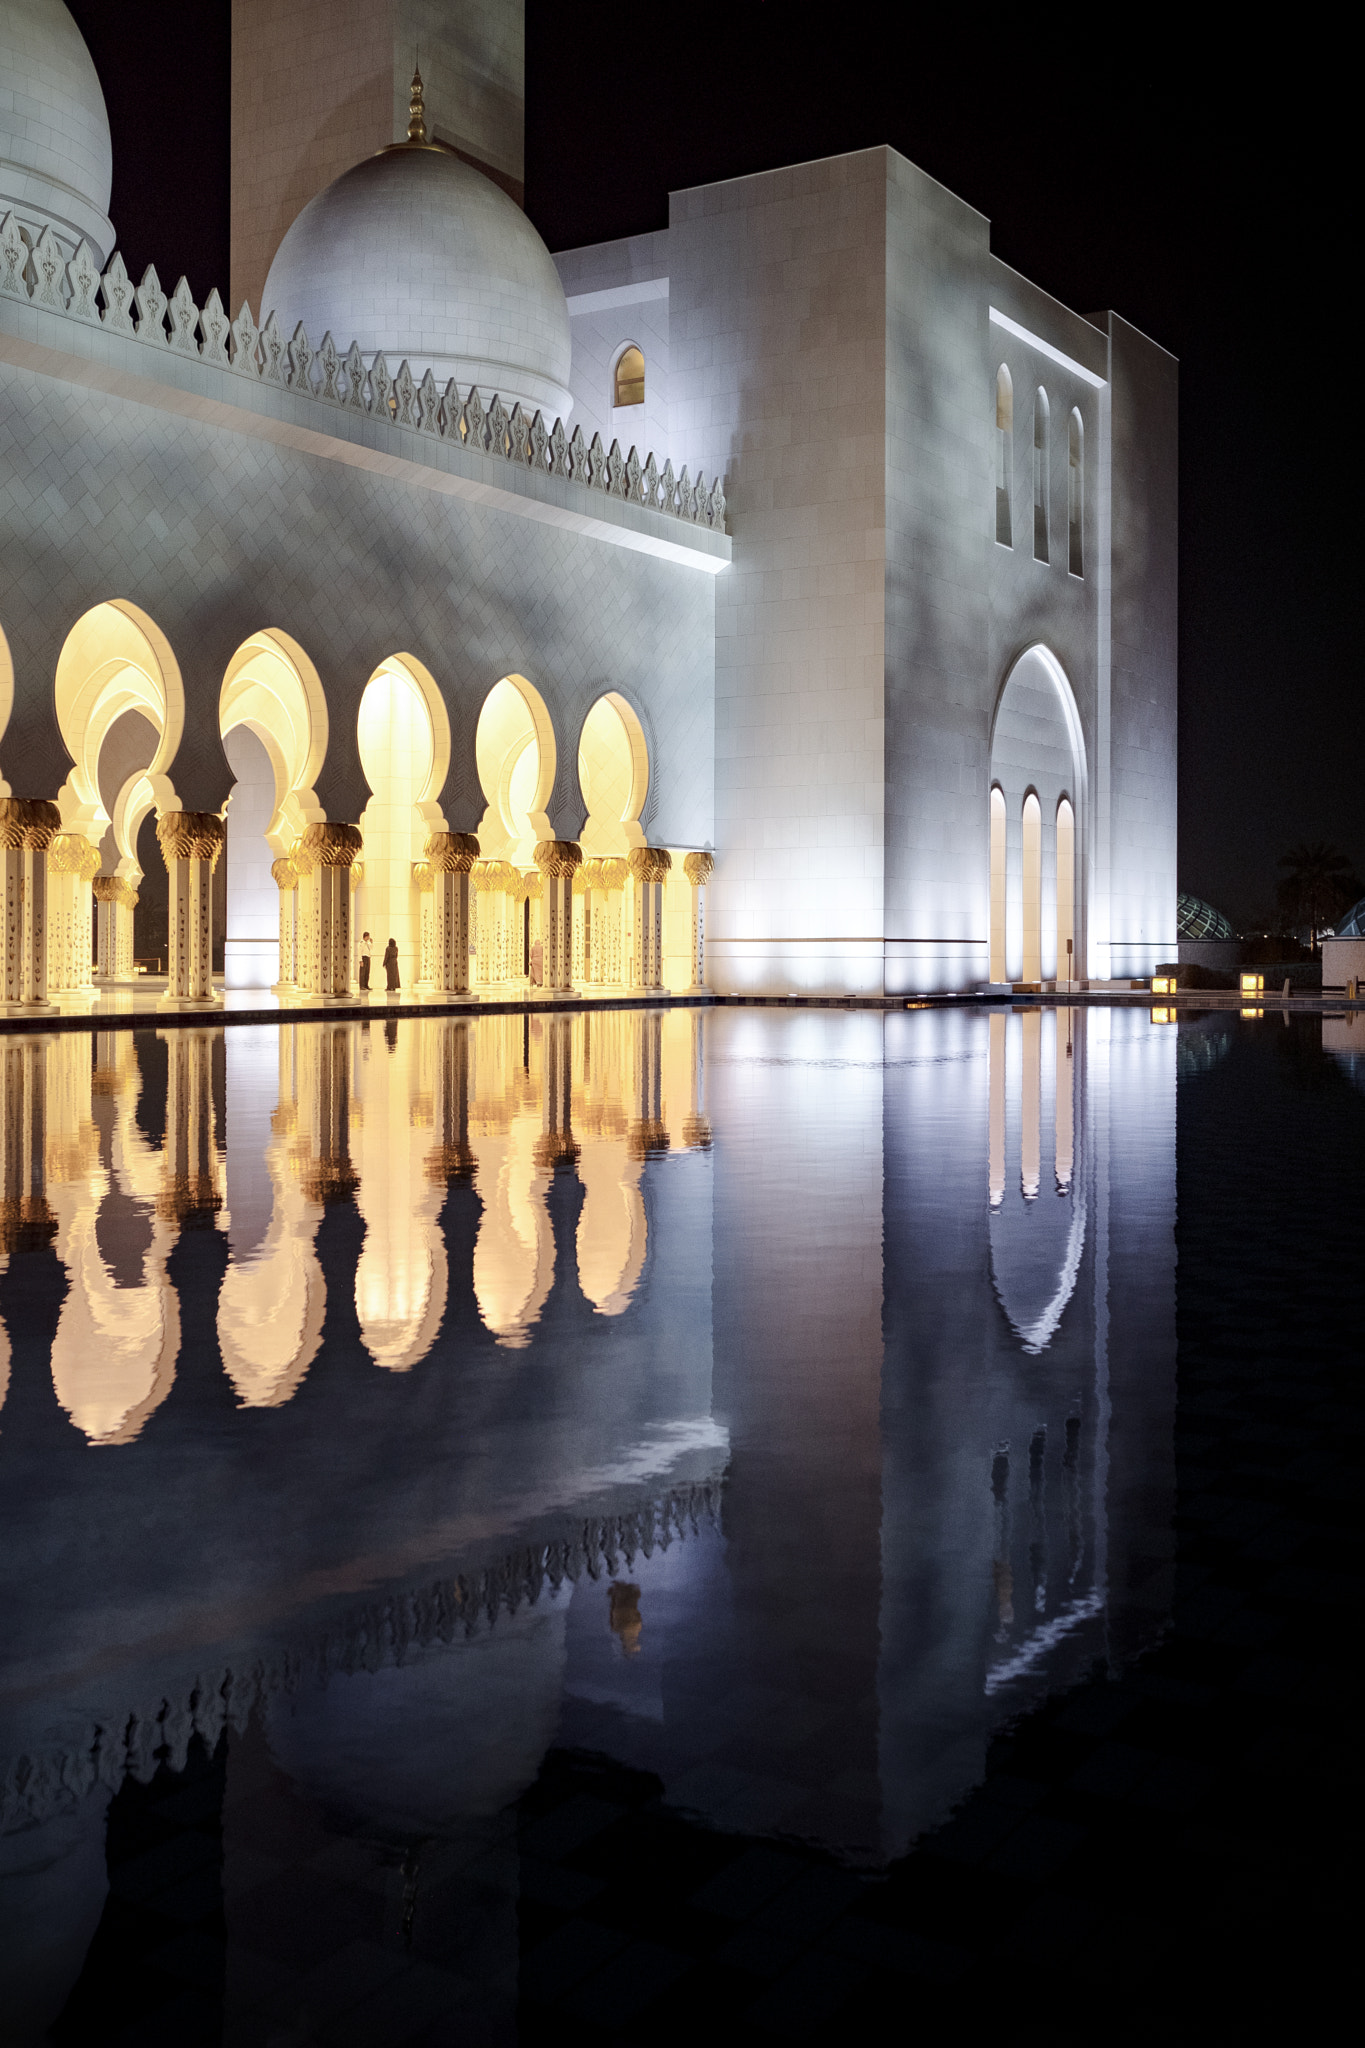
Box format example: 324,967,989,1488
1275,843,1363,948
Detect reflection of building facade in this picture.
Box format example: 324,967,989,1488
1,3,1175,1005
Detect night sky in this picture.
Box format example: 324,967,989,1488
64,1,1357,928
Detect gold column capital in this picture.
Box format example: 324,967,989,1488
412,858,434,893
628,845,673,885
93,873,138,907
426,830,480,874
534,839,583,880
0,796,63,850
683,850,714,887
157,810,227,867
297,820,363,869
271,856,299,892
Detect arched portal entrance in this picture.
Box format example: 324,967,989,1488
988,647,1085,986
218,630,328,988
54,602,185,986
578,693,648,987
473,676,556,987
356,655,450,993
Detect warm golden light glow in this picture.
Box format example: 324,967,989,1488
1021,792,1041,983
989,786,1006,983
53,600,185,839
1240,972,1264,994
1151,975,1175,996
613,345,645,408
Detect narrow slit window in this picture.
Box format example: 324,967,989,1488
995,367,1013,546
1033,389,1049,563
613,346,645,409
1068,409,1083,576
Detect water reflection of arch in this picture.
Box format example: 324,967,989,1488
352,1015,448,1371
470,1013,556,1345
217,1026,328,1407
988,1007,1085,1354
575,1009,648,1315
45,1032,180,1444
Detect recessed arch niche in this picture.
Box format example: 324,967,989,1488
474,674,556,862
989,647,1085,984
54,600,184,840
356,654,451,987
578,692,648,857
0,617,14,795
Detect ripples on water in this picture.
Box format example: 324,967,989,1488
1,1003,1361,2039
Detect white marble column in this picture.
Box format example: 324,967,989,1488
0,798,62,1006
534,841,582,992
426,832,479,993
294,822,362,997
684,850,714,991
412,859,434,987
272,855,299,988
93,875,137,980
628,846,671,991
157,811,226,1003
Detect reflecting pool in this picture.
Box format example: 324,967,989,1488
0,1004,1353,2041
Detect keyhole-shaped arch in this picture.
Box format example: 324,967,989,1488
54,600,185,836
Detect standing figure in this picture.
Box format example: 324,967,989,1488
529,935,544,987
358,931,372,991
383,937,400,992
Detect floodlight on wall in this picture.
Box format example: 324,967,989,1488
1151,975,1175,996
1240,972,1264,995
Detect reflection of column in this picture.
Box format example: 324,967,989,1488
426,832,479,993
0,1036,56,1253
93,875,137,980
683,851,713,990
47,833,101,992
629,1008,669,1157
412,859,434,987
0,797,62,1005
295,822,362,996
157,811,226,1001
673,1007,712,1149
534,841,582,992
536,1012,580,1170
1021,1008,1041,1199
1056,1006,1075,1190
159,1027,223,1224
271,855,299,988
628,846,671,990
428,1017,476,1180
989,1011,1006,1209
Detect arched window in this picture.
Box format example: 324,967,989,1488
613,346,645,409
989,785,1007,982
1021,791,1042,981
1068,410,1083,576
1056,796,1076,985
1033,390,1049,563
995,367,1013,547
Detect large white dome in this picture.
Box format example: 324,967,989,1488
263,143,573,422
0,0,114,261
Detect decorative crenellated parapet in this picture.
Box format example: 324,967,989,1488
534,841,583,993
46,832,102,993
294,822,362,997
425,832,479,995
271,854,300,987
157,811,225,1002
0,797,63,1005
93,873,138,981
0,210,727,535
683,850,715,991
628,845,673,991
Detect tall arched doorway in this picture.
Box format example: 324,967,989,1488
219,630,328,988
988,647,1085,986
578,693,648,987
356,655,450,992
54,602,185,983
473,675,556,987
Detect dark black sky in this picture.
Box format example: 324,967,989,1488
67,1,1358,926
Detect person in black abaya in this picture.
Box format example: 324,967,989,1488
383,937,400,992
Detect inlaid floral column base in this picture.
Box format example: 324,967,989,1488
93,875,138,980
295,822,362,996
158,811,226,1003
629,846,672,991
684,850,714,991
534,841,582,992
426,832,479,994
271,855,299,989
0,798,62,1007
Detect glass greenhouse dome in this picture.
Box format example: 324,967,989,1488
1177,893,1235,941
1334,897,1365,938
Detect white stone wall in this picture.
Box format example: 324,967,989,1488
668,153,891,995
554,232,673,464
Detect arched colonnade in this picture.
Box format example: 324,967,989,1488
988,646,1086,988
0,607,715,1007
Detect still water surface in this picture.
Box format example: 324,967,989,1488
0,1004,1359,2040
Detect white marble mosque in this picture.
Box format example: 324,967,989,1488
0,0,1178,1003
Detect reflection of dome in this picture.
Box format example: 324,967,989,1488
262,105,572,420
0,0,114,260
1334,895,1365,938
1177,892,1234,941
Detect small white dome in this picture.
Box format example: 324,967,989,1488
263,144,573,421
0,0,114,261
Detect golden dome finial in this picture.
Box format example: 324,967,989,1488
407,61,427,144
